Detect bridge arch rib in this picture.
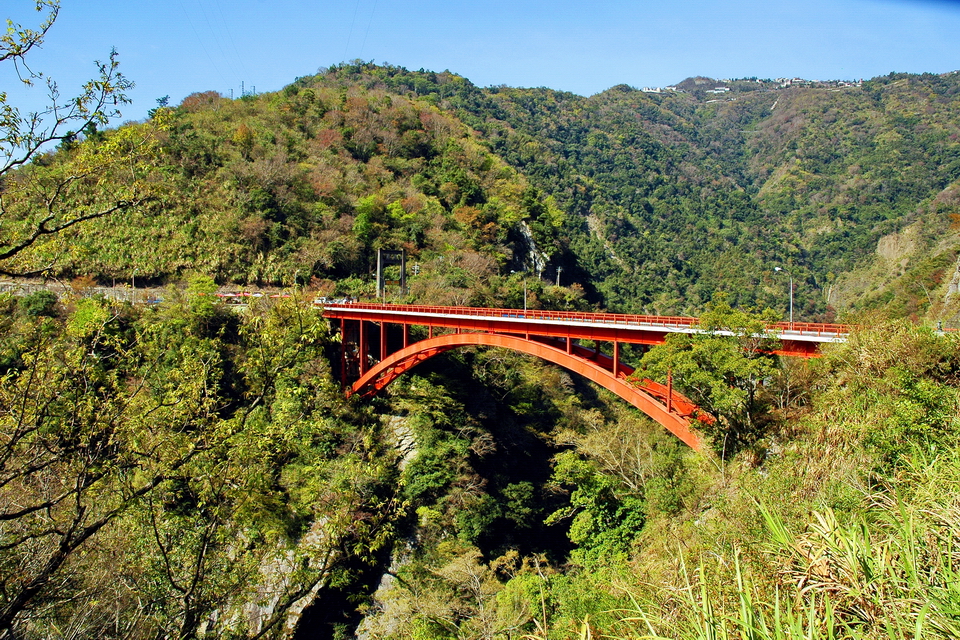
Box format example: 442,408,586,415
348,332,705,451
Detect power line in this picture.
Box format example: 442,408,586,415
196,0,241,83
212,0,250,79
176,0,231,89
359,0,379,59
343,0,362,62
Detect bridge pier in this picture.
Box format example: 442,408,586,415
380,321,388,362
359,320,368,376
667,370,673,413
340,320,347,384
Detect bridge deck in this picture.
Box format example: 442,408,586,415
320,302,851,346
319,302,852,449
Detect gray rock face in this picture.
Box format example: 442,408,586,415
354,538,417,640
386,415,418,470
354,416,422,638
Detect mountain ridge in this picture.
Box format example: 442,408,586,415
8,63,960,323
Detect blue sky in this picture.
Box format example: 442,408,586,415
4,0,960,123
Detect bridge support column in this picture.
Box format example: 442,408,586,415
359,320,368,376
339,320,347,384
380,322,388,362
613,341,620,377
667,370,673,414
403,324,410,349
566,337,572,354
428,326,433,339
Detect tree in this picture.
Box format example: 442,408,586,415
0,298,203,632
1,1,132,175
634,295,781,458
0,293,404,637
0,1,148,271
232,122,255,159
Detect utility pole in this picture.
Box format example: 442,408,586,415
376,249,406,300
774,267,794,328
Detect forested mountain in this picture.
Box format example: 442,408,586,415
8,63,960,323
288,63,959,322
11,63,960,323
4,59,960,639
5,82,571,309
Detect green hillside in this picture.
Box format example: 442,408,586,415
12,63,960,323
301,63,960,320
6,84,572,305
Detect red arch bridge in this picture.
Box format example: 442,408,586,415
320,302,851,452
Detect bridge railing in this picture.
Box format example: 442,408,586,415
768,321,853,336
319,302,855,338
320,301,698,328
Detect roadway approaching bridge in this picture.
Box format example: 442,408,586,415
320,302,851,452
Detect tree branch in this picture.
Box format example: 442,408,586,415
0,197,149,267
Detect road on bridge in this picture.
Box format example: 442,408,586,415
320,301,851,358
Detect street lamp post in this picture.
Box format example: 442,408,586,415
774,267,793,328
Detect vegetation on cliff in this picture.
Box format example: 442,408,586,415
0,287,414,637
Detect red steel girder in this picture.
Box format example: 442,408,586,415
322,302,851,340
330,310,671,346
349,332,705,451
322,303,849,358
324,303,840,451
530,335,711,423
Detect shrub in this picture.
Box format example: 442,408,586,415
18,290,58,317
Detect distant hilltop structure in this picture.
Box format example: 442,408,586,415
636,76,865,96
630,71,960,97
776,77,862,88
641,86,682,94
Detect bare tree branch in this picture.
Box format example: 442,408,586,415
0,198,146,264
0,2,143,271
1,2,131,178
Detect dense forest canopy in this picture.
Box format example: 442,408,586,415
4,26,960,638
7,62,960,324
288,62,960,322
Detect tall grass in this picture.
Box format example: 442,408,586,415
520,444,960,640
